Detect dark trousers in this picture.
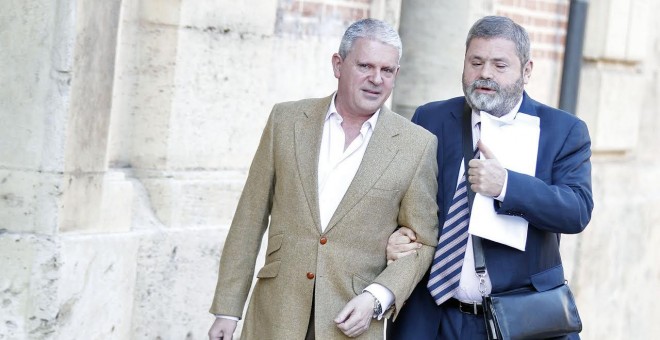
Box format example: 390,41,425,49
306,287,315,340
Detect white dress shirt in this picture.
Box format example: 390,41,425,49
317,95,393,318
317,102,378,231
453,99,521,303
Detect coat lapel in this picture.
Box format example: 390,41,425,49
441,102,467,216
294,95,333,233
324,107,399,233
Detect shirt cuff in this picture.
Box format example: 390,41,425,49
215,314,240,321
364,284,394,320
495,169,508,202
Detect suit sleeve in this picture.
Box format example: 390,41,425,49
372,135,439,320
209,106,278,317
497,119,593,234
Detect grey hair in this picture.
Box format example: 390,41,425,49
338,18,402,62
466,16,530,66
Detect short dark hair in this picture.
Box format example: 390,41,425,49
466,16,530,65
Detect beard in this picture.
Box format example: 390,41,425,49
462,75,524,117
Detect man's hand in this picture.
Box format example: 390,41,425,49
467,140,506,197
208,317,238,340
386,227,421,264
334,293,374,337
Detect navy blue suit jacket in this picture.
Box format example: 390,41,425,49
390,92,593,337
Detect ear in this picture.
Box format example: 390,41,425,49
523,59,533,84
332,53,342,79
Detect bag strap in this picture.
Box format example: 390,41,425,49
461,105,488,294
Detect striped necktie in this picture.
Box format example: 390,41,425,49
427,127,480,305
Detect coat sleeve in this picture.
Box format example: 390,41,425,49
209,106,278,317
497,119,593,234
372,134,439,320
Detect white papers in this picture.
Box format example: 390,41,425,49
468,112,540,251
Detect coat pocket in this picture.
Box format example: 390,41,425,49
266,233,284,257
366,187,399,199
256,261,281,278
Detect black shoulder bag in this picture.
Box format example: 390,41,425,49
461,107,582,340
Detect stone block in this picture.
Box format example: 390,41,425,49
571,163,659,339
58,172,103,233
267,36,340,102
128,24,179,170
55,233,139,340
99,171,134,233
130,227,232,339
0,233,59,339
0,170,62,234
180,0,278,35
59,170,134,233
524,60,563,110
107,0,141,168
626,0,652,61
0,0,69,171
584,0,649,62
576,65,643,152
135,170,244,228
125,13,341,172
167,31,274,170
64,0,122,173
139,0,183,26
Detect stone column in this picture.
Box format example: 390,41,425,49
392,0,493,118
0,0,130,339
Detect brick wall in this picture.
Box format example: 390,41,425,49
496,0,569,61
275,0,569,58
276,0,373,36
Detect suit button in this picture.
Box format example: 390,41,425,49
306,272,315,280
320,237,327,245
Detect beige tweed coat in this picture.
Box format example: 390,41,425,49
210,94,439,339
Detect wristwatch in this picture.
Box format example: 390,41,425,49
366,291,382,318
373,297,382,318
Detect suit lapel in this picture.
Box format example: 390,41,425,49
324,107,399,233
442,102,467,216
294,95,332,233
518,91,538,117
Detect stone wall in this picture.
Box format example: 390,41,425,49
1,0,658,339
1,0,400,339
572,0,660,338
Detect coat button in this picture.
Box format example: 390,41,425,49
306,272,315,280
320,237,327,245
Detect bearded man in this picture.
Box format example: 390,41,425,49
386,15,593,340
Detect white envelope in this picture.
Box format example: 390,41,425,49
468,111,540,251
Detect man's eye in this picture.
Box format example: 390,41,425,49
358,64,370,70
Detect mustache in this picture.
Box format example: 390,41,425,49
469,79,500,92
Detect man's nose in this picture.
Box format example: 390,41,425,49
370,70,384,85
480,64,494,80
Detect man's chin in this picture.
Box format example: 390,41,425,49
469,96,498,113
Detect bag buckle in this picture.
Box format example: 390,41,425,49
476,272,487,296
